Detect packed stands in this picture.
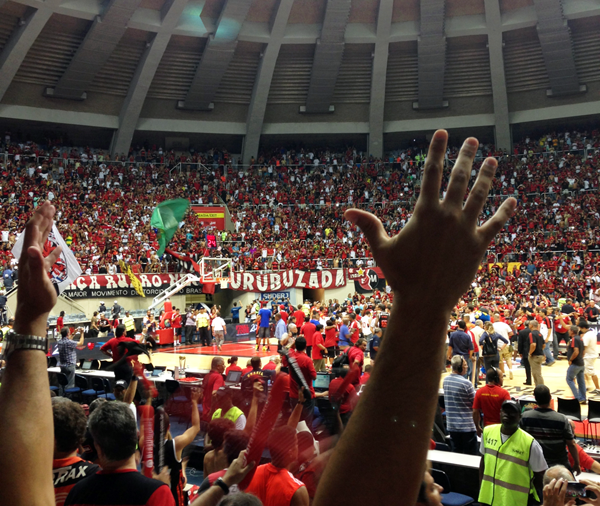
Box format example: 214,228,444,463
1,129,599,304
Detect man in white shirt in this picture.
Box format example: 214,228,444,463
211,312,226,351
581,319,600,394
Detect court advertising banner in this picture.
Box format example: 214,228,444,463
228,269,346,292
62,269,346,298
260,291,291,302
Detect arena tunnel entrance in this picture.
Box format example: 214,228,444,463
303,288,324,305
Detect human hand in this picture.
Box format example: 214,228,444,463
15,201,62,335
253,381,264,397
190,387,201,403
155,466,171,486
579,479,600,504
222,450,255,487
573,463,582,476
345,131,516,312
298,386,306,404
543,478,576,506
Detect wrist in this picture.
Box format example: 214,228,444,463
13,310,49,337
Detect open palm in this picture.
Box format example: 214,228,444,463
16,202,62,319
346,130,516,312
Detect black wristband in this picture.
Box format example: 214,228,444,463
214,477,230,495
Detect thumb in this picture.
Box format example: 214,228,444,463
344,209,389,252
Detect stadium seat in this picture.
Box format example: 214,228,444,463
430,469,474,506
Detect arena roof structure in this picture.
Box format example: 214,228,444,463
0,0,599,160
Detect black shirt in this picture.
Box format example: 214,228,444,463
584,306,599,323
517,328,531,356
568,335,585,367
529,330,545,356
65,469,174,506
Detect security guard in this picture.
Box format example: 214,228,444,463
122,311,136,338
479,400,547,506
211,387,246,429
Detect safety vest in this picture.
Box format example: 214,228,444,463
479,425,538,506
123,316,135,332
212,406,244,424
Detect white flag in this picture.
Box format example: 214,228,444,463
12,224,82,294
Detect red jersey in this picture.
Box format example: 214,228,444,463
283,350,316,398
360,372,370,385
473,384,510,426
347,347,364,384
263,361,277,371
324,327,338,348
100,337,139,364
329,377,356,414
225,364,242,376
53,456,99,506
311,333,325,360
201,371,224,421
300,322,317,347
568,443,596,472
294,310,306,327
280,310,289,323
245,464,305,506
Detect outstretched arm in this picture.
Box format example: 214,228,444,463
0,202,62,506
313,131,516,506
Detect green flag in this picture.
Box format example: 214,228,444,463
150,198,190,256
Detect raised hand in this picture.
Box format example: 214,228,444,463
15,201,62,335
345,130,516,312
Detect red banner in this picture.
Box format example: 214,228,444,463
229,269,346,292
191,206,225,230
347,267,386,293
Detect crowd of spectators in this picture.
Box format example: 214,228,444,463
0,129,599,295
6,130,600,506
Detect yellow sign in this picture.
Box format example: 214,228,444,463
196,212,224,218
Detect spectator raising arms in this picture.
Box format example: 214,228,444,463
313,131,516,506
0,129,516,506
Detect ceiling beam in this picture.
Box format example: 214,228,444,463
178,0,253,111
46,0,143,101
302,0,351,114
0,1,61,102
414,0,447,110
110,0,189,157
483,0,511,151
368,0,393,158
533,0,585,97
242,0,294,165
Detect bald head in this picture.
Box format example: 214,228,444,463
543,465,574,486
211,357,225,371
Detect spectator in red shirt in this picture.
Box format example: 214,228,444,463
567,422,600,473
323,318,338,365
64,402,174,506
311,325,327,372
284,337,317,426
328,369,358,426
56,311,65,333
472,368,510,436
99,324,138,382
347,339,367,386
300,318,317,358
201,357,225,423
245,426,309,506
360,364,372,385
225,356,242,376
52,399,99,506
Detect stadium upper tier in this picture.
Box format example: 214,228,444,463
0,1,599,162
0,129,599,283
